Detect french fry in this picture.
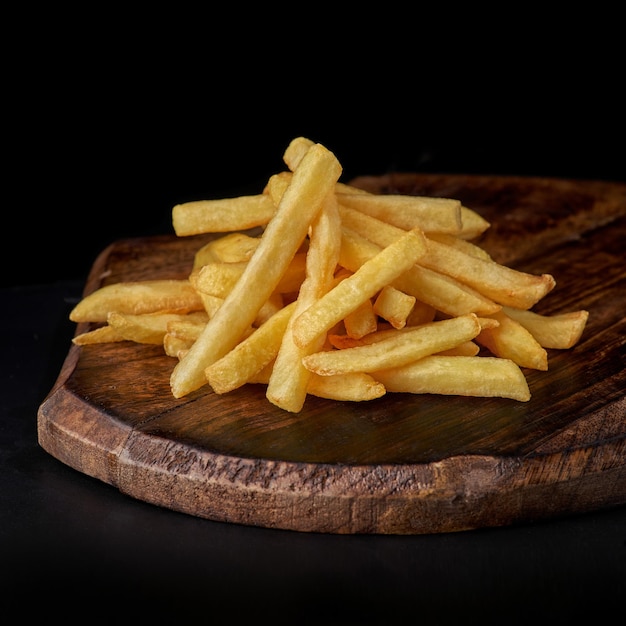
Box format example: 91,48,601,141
283,136,315,171
427,232,492,260
306,371,386,401
338,192,463,235
166,316,208,342
291,227,427,350
193,232,260,268
405,300,437,326
250,363,386,402
340,226,501,317
458,206,491,240
421,237,556,310
502,306,589,349
170,142,343,398
196,292,223,318
107,310,209,345
437,341,481,357
340,202,553,310
69,279,204,323
205,302,296,394
265,170,370,206
344,297,378,339
266,192,342,412
373,285,416,330
163,334,194,359
373,355,531,401
302,314,482,376
190,261,248,298
72,324,125,345
476,310,548,370
328,320,489,351
172,194,275,236
193,253,307,298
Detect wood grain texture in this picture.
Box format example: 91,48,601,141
38,174,626,534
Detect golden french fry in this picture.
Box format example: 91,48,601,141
458,206,491,240
69,279,204,323
107,310,209,345
340,203,552,310
283,136,315,171
421,237,556,310
266,192,342,412
328,324,485,352
166,316,208,342
502,306,589,349
302,313,482,376
191,262,247,298
292,227,427,349
205,302,296,394
373,355,531,401
72,324,125,345
476,310,548,370
405,300,437,326
427,232,493,260
373,285,416,329
437,341,481,357
163,334,194,359
344,297,378,339
193,253,307,298
250,363,386,402
255,292,285,326
339,226,500,317
306,371,386,401
172,194,275,236
193,232,260,268
338,192,463,234
170,142,343,398
196,291,223,318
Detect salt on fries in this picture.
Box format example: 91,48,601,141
70,136,589,412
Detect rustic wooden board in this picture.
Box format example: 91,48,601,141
38,174,626,534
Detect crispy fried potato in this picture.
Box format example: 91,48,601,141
502,306,589,349
193,232,260,268
338,192,463,234
250,363,386,402
306,371,386,401
170,142,343,398
69,279,204,323
339,227,500,317
205,302,296,394
72,324,125,345
302,314,482,376
266,191,342,412
373,355,531,401
476,310,548,370
292,227,427,349
107,310,208,345
373,285,416,330
421,237,556,310
344,297,378,339
172,194,275,236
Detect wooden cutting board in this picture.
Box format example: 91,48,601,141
38,174,626,534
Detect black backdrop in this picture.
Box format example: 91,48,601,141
12,106,623,289
7,14,624,289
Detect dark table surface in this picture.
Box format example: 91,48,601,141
3,259,626,625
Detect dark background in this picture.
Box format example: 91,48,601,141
6,14,624,289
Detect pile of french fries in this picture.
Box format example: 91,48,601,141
69,137,589,412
